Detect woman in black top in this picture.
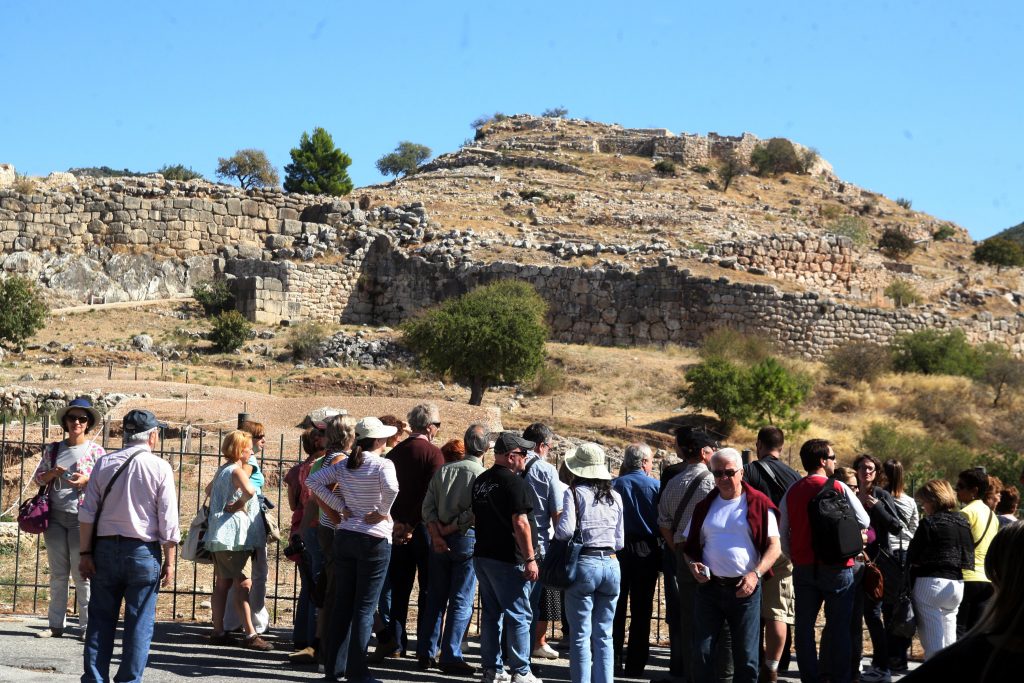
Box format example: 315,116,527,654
905,479,973,659
904,521,1024,682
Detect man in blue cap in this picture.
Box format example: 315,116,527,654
78,409,180,683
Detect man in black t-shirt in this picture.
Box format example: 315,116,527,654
472,432,543,683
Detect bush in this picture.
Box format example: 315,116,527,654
67,166,145,178
375,141,432,179
825,342,892,384
284,127,353,196
192,279,234,316
531,362,567,396
933,224,955,241
978,346,1024,407
699,327,774,365
215,149,279,189
716,151,746,193
209,310,251,353
470,112,508,130
541,107,569,118
859,422,973,482
973,237,1024,271
691,164,712,175
829,215,871,246
750,138,802,176
518,189,549,203
878,228,916,260
891,329,983,378
402,280,548,405
653,159,676,176
157,164,203,181
884,279,922,307
680,357,749,433
799,147,820,174
13,174,36,194
0,276,48,347
288,321,327,361
895,197,913,210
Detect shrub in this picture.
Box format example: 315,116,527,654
402,280,548,405
209,310,252,353
691,164,712,175
859,422,973,482
891,329,983,378
13,174,37,194
895,197,913,210
284,127,353,196
820,204,845,220
933,224,955,241
799,147,820,174
699,327,774,365
375,141,432,179
531,362,567,396
829,215,871,246
67,166,145,178
978,346,1024,407
518,189,549,203
878,228,916,260
541,107,569,118
288,321,327,361
0,276,48,347
215,149,279,189
716,150,746,193
157,164,203,181
973,237,1024,271
192,279,234,316
825,342,892,384
750,138,802,176
470,112,508,130
653,159,676,176
680,357,749,433
884,279,922,307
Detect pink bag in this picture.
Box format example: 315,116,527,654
18,444,57,534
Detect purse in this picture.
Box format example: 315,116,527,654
540,487,583,589
260,495,281,543
889,586,916,638
862,554,885,603
181,499,214,564
17,444,58,534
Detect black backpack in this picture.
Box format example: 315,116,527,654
807,477,864,565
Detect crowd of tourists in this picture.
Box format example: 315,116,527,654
22,397,1024,683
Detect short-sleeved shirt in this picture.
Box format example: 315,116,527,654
962,499,997,583
472,464,537,564
685,492,780,577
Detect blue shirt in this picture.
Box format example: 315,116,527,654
612,469,660,538
522,452,563,554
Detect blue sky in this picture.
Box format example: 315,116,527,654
2,1,1021,238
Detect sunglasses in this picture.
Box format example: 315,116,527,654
66,415,90,425
825,455,837,461
711,469,739,479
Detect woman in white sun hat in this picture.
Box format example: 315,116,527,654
555,442,625,683
307,417,399,683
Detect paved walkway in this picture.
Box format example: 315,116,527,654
0,615,919,682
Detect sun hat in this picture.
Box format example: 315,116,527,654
56,397,101,430
355,417,398,441
565,442,612,480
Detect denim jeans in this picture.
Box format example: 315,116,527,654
474,556,534,676
44,509,89,631
675,546,734,683
325,530,391,680
793,564,855,683
565,555,621,683
383,523,429,653
420,529,476,663
293,524,322,648
82,538,162,683
693,580,761,683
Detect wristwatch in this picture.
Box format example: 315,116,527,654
753,569,763,580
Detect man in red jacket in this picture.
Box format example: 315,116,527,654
683,448,781,683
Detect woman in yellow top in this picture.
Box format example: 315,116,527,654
956,467,999,637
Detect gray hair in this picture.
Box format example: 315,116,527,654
620,442,652,474
324,414,357,451
407,403,440,432
464,423,491,456
711,447,743,470
125,427,158,444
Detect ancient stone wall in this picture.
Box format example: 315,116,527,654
706,233,857,292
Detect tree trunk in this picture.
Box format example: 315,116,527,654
469,377,486,406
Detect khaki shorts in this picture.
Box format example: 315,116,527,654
213,550,251,579
761,555,795,624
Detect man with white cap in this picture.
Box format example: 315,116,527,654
472,431,543,683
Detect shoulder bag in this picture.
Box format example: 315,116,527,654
540,486,583,589
181,495,214,564
17,443,59,534
88,449,143,549
670,469,713,538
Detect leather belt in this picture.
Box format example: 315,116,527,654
581,547,616,557
97,534,146,542
709,574,743,588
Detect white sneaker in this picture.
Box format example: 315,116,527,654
511,672,544,683
861,666,892,683
483,669,513,683
532,643,559,659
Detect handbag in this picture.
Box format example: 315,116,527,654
17,444,58,534
889,585,916,638
875,547,907,605
540,487,583,589
260,495,281,543
862,554,885,603
181,499,214,564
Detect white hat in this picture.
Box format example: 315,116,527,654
565,442,612,481
355,417,398,440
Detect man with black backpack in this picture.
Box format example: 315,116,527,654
743,427,801,683
779,439,869,683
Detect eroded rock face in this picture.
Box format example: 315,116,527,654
0,163,15,188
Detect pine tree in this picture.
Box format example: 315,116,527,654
283,127,353,196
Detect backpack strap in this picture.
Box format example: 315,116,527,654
974,507,995,549
754,459,785,502
671,469,712,537
89,448,144,549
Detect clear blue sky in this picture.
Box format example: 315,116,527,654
3,1,1021,239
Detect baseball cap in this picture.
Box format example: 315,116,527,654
122,409,167,436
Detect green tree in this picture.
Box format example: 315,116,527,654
878,228,916,260
541,106,569,118
0,276,48,347
973,237,1024,272
891,329,983,378
284,127,353,196
680,357,750,433
209,310,252,353
743,357,812,433
402,281,548,405
653,159,676,177
750,138,803,176
977,345,1024,407
717,151,746,193
157,164,204,181
884,279,922,308
215,149,279,189
192,279,234,316
375,141,432,179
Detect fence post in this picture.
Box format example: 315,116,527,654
42,414,50,440
107,362,113,380
238,413,250,429
102,418,110,449
268,379,272,395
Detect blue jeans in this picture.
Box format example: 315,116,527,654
325,530,391,680
565,555,621,683
694,580,762,683
293,524,322,648
420,529,477,663
475,556,534,676
793,564,856,683
82,538,162,683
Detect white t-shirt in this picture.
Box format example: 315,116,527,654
686,493,779,577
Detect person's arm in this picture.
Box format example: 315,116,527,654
547,467,563,525
156,462,179,588
906,518,926,567
512,512,538,581
840,481,871,528
285,466,302,511
422,473,448,552
657,479,677,549
779,493,791,557
224,467,257,513
32,444,65,486
738,509,782,597
613,493,625,552
306,465,346,514
873,491,902,535
554,488,574,540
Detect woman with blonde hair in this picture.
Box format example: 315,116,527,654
205,430,271,650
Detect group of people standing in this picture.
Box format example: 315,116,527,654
26,395,1024,683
